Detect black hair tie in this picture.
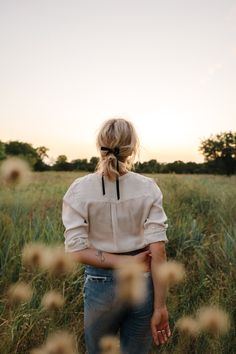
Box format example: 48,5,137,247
101,146,120,200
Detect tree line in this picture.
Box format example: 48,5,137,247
0,131,235,175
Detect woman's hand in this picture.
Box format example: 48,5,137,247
151,305,171,345
133,250,151,271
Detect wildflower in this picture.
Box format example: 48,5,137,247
99,335,120,354
115,259,147,305
22,242,48,270
44,330,77,354
176,316,200,337
196,306,230,335
6,281,33,306
41,290,65,311
155,260,186,287
0,156,31,186
43,246,77,276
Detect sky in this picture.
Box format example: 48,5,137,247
0,0,235,164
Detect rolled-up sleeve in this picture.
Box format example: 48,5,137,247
62,198,89,253
144,179,169,244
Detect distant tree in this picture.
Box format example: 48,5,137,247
34,146,50,171
0,141,6,160
70,158,88,171
159,163,169,173
36,146,49,161
5,141,39,167
199,131,236,176
134,159,161,173
185,161,208,174
56,155,67,164
147,159,161,173
166,160,185,174
88,156,99,172
54,155,72,171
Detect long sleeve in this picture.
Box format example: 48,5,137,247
143,179,169,244
62,198,89,253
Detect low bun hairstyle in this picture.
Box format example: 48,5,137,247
96,118,140,181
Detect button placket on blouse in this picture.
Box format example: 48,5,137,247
111,202,119,251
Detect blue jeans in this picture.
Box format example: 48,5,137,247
83,264,154,354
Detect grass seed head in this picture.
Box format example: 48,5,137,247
196,306,230,335
156,260,186,287
30,347,47,354
176,316,200,337
115,260,147,305
6,281,33,306
45,330,77,354
0,156,31,186
22,242,47,270
41,290,65,311
42,246,77,276
99,335,120,354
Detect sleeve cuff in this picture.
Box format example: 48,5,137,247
144,230,169,244
64,234,89,253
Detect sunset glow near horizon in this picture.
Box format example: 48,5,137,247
0,0,236,164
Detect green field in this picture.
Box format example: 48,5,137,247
0,172,236,354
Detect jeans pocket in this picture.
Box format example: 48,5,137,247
85,275,108,282
83,274,111,300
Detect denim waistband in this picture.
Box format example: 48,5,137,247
85,265,115,276
84,265,151,278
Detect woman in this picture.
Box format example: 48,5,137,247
62,118,171,354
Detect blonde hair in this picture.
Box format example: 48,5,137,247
96,118,140,181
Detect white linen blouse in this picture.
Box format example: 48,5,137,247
62,171,169,253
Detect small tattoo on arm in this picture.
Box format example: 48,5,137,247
96,250,105,263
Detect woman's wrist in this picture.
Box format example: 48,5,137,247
154,304,167,312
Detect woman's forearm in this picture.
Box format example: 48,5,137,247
151,260,168,309
67,247,132,269
150,242,168,309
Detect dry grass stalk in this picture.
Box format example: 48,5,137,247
176,316,200,337
0,156,31,186
196,306,230,335
41,290,65,311
99,335,120,354
115,259,147,305
155,260,186,287
6,281,33,306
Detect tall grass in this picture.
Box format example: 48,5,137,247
0,172,235,353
